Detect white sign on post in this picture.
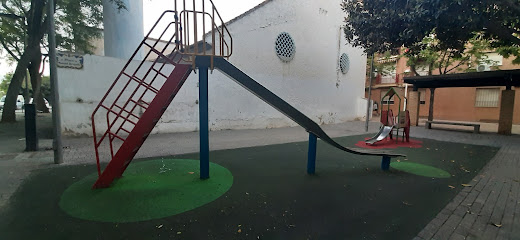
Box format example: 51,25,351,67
57,52,84,69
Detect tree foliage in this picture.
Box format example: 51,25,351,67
401,32,500,76
0,73,14,94
0,0,125,122
0,74,11,95
0,72,51,100
342,0,520,58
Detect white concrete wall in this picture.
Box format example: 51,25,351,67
200,0,367,127
58,0,367,136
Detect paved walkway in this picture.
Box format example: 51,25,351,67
0,113,53,208
411,127,520,240
1,115,520,239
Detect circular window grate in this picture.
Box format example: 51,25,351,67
340,53,350,74
275,32,296,62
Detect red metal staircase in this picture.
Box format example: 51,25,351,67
91,1,232,189
92,63,192,188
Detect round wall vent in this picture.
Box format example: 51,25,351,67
340,53,350,74
275,32,296,62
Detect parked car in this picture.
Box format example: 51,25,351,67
0,95,24,110
29,98,52,109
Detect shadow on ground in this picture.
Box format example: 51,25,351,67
0,134,498,239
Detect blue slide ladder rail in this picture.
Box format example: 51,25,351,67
92,0,403,186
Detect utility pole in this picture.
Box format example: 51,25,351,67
365,54,375,132
48,0,63,164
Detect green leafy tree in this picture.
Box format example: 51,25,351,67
0,0,126,122
496,46,520,65
40,75,51,103
1,72,51,102
402,32,499,76
342,0,520,75
1,72,27,95
1,73,13,96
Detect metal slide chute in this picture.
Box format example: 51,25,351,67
365,125,394,145
198,56,404,158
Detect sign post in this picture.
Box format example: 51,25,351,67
48,0,63,164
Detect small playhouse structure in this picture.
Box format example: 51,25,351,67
366,87,410,145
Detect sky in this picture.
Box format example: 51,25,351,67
143,0,265,31
0,0,265,82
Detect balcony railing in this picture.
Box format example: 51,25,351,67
376,73,400,84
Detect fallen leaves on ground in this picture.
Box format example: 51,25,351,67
492,223,502,228
461,184,472,187
448,185,456,189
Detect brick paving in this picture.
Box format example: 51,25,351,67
412,127,520,240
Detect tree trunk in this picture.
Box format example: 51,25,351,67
28,51,49,113
2,0,50,122
428,88,435,121
1,49,36,122
410,64,420,76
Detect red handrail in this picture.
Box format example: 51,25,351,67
92,1,233,177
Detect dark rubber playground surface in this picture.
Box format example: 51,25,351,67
0,134,498,239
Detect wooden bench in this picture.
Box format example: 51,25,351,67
425,121,480,133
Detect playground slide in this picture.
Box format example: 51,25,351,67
200,56,403,158
365,125,394,145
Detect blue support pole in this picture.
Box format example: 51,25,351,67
199,67,209,179
307,133,317,174
381,156,391,171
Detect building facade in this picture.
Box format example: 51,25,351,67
58,0,369,136
367,52,520,125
